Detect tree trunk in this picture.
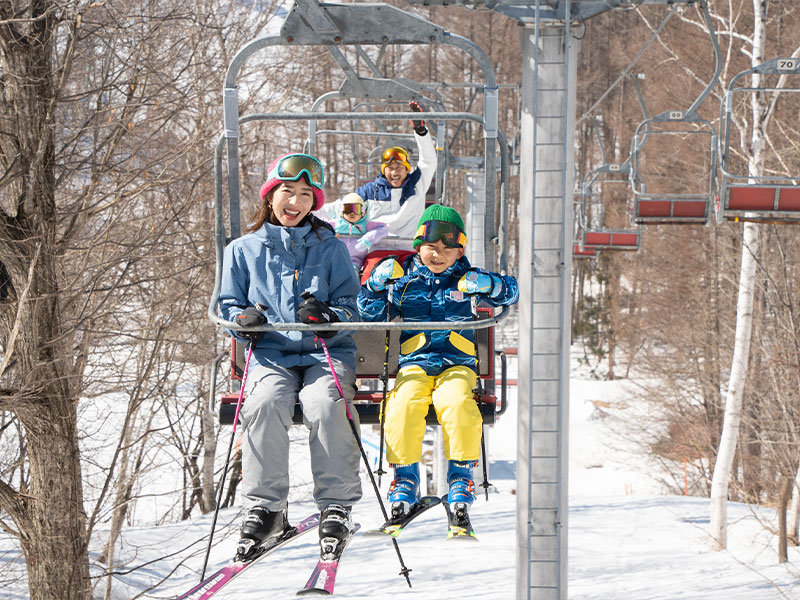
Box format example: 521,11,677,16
201,380,219,513
788,466,800,546
778,476,792,563
709,221,758,550
709,0,768,551
606,258,620,380
0,6,92,597
14,397,91,600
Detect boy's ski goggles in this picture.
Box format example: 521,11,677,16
414,220,468,248
381,147,411,171
342,203,364,216
268,154,324,189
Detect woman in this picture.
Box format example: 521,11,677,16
218,153,362,560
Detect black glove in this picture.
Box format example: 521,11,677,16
298,292,339,339
235,306,267,343
409,101,427,135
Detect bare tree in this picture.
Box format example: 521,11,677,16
710,0,800,551
0,1,279,595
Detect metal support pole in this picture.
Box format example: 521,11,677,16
516,7,579,599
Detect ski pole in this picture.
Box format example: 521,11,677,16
470,295,491,501
316,335,413,588
375,278,396,486
200,341,254,581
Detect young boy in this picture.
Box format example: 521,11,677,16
328,192,388,271
357,204,519,519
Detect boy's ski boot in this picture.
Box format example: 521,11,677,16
319,503,353,559
236,506,288,560
387,462,421,520
447,460,477,534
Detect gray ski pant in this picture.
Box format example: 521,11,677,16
239,359,363,512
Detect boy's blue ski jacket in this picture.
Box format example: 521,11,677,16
358,254,519,376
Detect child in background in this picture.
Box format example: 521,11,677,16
329,192,388,271
357,204,519,524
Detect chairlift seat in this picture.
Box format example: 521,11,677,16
634,197,709,224
582,230,640,250
719,185,800,222
219,306,505,426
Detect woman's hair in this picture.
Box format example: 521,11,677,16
246,187,333,237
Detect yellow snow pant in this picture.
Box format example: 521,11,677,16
384,365,482,465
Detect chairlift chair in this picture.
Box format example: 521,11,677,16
206,0,511,429
717,57,800,223
578,162,642,252
629,1,721,226
630,112,718,224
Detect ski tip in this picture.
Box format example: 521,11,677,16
296,589,333,596
361,528,395,538
447,533,480,542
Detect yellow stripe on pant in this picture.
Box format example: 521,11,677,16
384,364,482,465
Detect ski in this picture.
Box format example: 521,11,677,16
362,495,442,538
441,496,479,542
295,523,361,596
175,513,320,600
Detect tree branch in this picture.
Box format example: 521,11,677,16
0,242,40,380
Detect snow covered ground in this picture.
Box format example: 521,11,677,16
2,348,800,599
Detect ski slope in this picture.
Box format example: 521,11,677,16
2,349,800,598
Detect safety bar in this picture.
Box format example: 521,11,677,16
208,304,511,334
209,110,505,336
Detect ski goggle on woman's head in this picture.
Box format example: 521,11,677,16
268,154,324,189
414,220,468,248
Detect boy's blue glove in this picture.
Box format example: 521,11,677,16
367,257,404,292
457,270,501,297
